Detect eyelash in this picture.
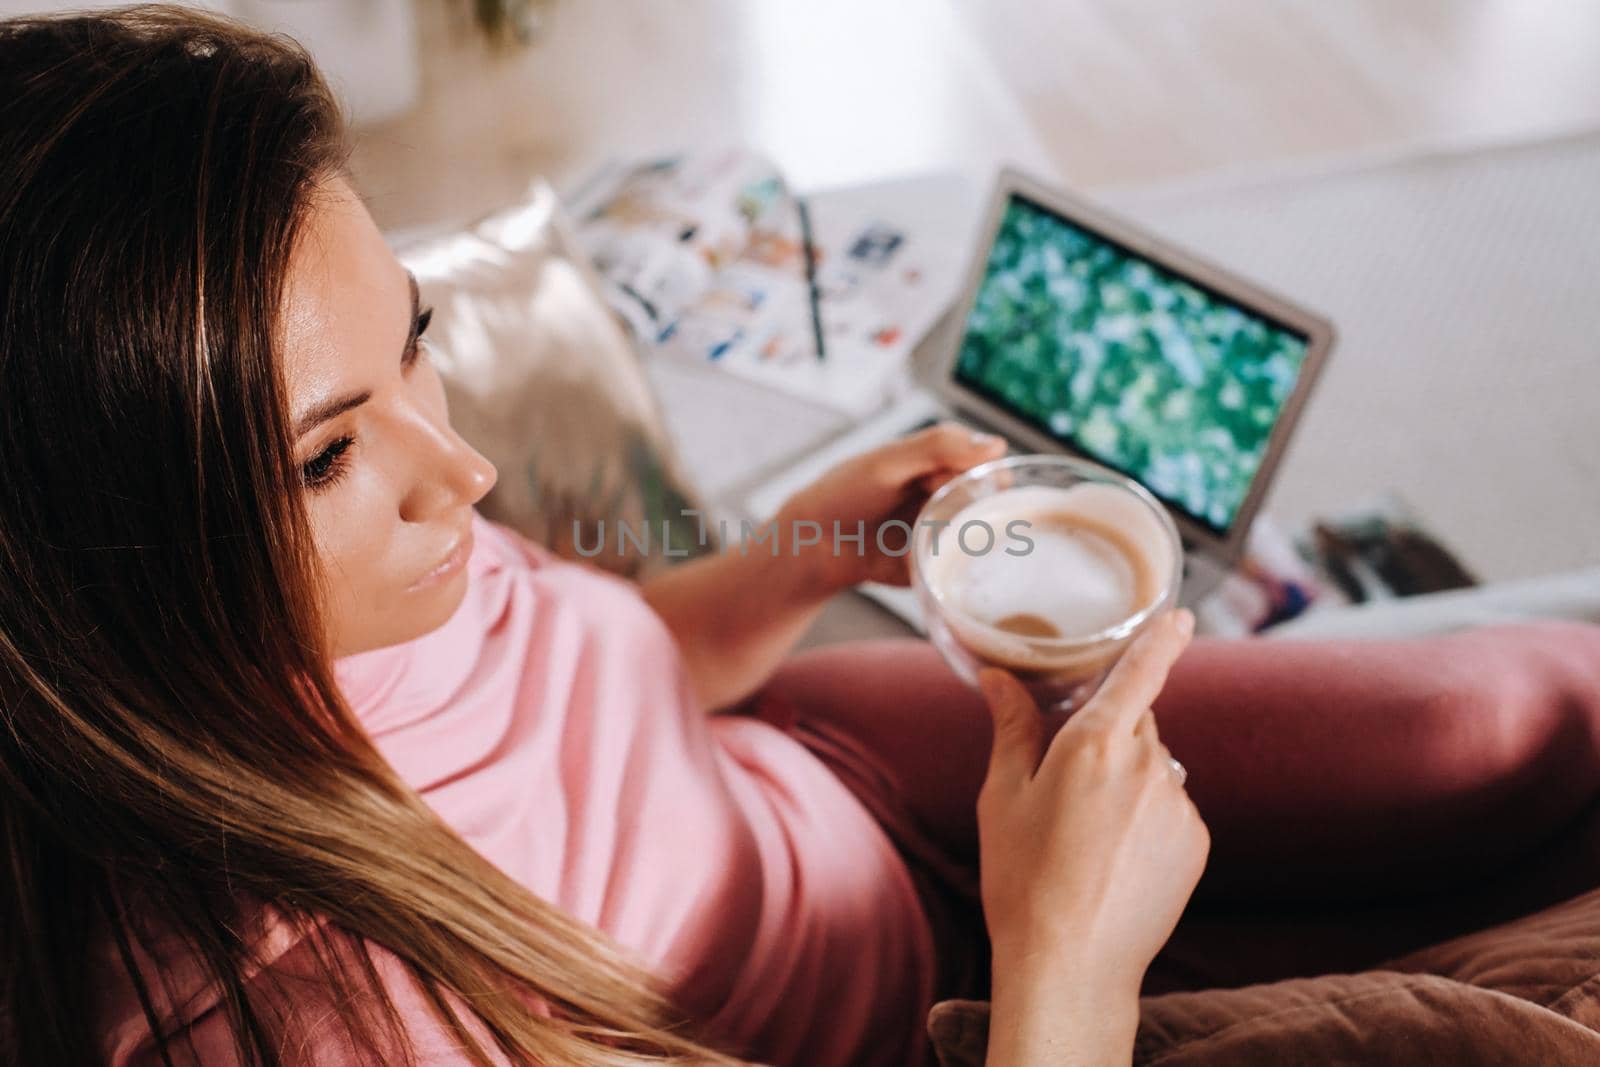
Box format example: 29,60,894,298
301,305,432,492
404,306,434,368
301,435,354,490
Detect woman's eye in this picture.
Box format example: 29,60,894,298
301,436,353,490
404,305,434,367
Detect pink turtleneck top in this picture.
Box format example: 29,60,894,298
97,514,935,1066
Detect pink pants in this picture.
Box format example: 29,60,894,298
747,621,1600,998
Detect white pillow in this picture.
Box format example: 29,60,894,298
396,181,706,577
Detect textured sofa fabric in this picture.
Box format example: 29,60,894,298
927,887,1600,1066
1130,973,1600,1065
1379,886,1600,1035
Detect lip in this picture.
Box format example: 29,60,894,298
407,529,473,592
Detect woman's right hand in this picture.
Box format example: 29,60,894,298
977,609,1209,1065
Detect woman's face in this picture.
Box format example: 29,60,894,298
281,178,497,658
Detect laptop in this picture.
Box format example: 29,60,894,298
738,167,1335,628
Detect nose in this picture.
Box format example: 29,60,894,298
397,418,497,524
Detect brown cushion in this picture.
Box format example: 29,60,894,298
928,888,1600,1066
1378,886,1600,1031
397,182,706,578
1133,971,1600,1065
930,975,1600,1066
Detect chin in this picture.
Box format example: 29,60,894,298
403,570,472,639
338,571,473,658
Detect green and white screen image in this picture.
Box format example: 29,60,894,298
955,196,1309,532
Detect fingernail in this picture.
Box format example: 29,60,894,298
970,431,1001,448
1175,609,1195,638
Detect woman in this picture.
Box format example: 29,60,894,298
2,9,1597,1067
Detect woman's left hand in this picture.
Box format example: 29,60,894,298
775,422,1008,593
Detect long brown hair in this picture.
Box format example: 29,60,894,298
0,8,741,1066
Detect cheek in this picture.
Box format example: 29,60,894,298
303,479,399,634
301,466,471,657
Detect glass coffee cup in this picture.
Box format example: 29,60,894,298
911,454,1183,712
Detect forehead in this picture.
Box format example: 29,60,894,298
280,178,408,406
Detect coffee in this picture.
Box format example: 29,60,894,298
920,483,1175,684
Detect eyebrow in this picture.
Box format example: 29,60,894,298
293,274,421,438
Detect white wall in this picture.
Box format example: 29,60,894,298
0,0,420,127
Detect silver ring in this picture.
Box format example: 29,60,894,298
1167,756,1188,787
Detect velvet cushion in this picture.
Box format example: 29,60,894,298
396,181,705,577
927,888,1600,1066
1378,886,1600,1032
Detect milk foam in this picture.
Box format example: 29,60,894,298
926,483,1173,647
950,524,1139,638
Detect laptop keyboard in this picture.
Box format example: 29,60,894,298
900,415,944,437
899,414,1024,456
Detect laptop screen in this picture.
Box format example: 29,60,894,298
953,193,1312,535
